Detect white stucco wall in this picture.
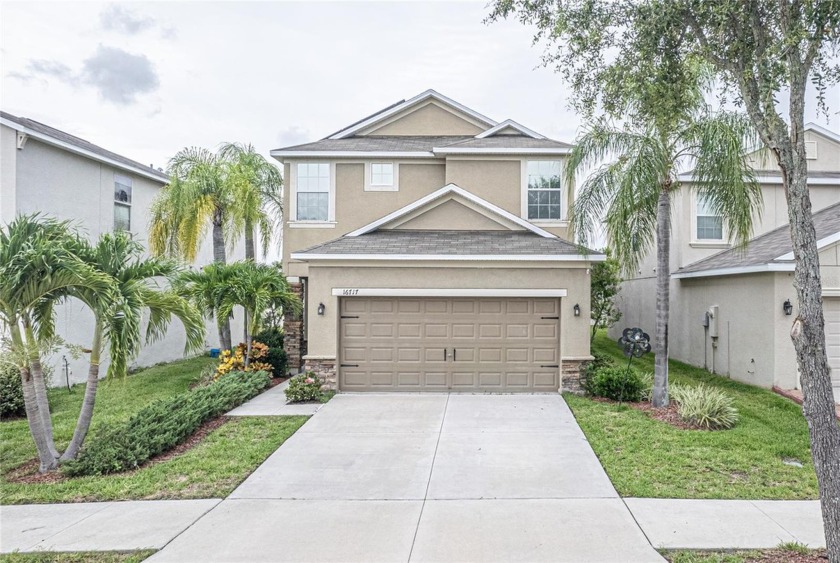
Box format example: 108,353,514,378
8,135,245,386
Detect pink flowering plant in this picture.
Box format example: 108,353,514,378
285,372,323,403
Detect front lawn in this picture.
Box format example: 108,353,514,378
565,331,819,499
1,357,307,504
0,551,154,563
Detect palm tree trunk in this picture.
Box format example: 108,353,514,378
60,323,102,461
212,213,232,351
10,323,57,472
23,321,60,460
243,309,251,366
651,186,671,408
244,221,255,261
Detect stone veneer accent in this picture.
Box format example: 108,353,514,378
283,282,304,374
561,358,592,394
303,356,337,391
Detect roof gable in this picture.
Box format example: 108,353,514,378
475,119,545,139
383,197,527,232
329,90,497,139
346,183,557,238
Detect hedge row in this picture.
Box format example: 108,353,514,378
63,370,271,477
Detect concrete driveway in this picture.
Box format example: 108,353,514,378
151,394,662,562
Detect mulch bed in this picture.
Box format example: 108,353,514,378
591,397,703,430
744,550,828,562
5,416,232,485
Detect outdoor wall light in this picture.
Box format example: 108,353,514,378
317,303,325,316
783,299,793,316
573,303,581,317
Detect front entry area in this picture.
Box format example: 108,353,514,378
339,297,561,392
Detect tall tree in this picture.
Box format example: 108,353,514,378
567,110,762,406
680,1,840,557
0,216,114,471
489,0,840,555
59,232,205,461
149,147,235,349
220,142,283,262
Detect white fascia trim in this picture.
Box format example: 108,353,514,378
332,288,568,297
673,263,795,279
433,147,572,155
328,89,498,140
270,150,434,161
677,172,840,186
292,253,605,262
0,117,168,184
475,119,545,139
775,231,840,261
344,183,557,239
805,122,840,144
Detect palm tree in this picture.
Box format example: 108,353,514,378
59,232,205,461
567,110,762,407
176,262,300,367
220,142,283,262
215,262,300,365
0,216,115,471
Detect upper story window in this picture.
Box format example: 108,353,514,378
296,162,330,221
365,162,398,191
696,194,723,240
114,174,132,231
526,160,562,221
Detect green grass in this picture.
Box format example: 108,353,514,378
1,357,308,504
0,551,154,563
565,331,819,499
663,544,823,562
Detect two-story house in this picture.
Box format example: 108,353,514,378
613,123,840,402
273,90,602,393
0,111,242,385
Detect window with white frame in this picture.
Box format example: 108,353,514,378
114,174,132,231
296,162,330,221
696,194,723,240
371,163,394,186
526,160,562,221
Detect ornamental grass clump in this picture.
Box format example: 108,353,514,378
674,384,739,430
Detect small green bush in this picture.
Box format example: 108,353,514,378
674,384,739,430
580,352,617,394
586,366,645,402
253,328,287,377
0,363,25,418
63,370,271,476
285,372,322,403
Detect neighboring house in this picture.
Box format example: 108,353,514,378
272,89,602,393
613,123,840,402
0,111,242,385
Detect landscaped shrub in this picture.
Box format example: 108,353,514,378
63,370,271,476
585,366,645,402
285,372,322,403
253,328,287,377
673,384,739,430
0,363,25,418
580,351,617,394
215,342,273,378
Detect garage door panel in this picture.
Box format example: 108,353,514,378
339,297,560,392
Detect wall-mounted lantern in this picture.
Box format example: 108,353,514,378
317,303,326,316
783,299,793,316
573,303,581,317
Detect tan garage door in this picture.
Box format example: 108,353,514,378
339,297,560,392
826,298,840,403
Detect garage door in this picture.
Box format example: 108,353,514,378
339,297,560,392
826,298,840,403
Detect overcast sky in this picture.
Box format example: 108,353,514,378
2,1,838,172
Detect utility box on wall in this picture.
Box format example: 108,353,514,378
708,305,720,338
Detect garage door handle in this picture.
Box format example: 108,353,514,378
541,364,559,368
453,348,457,361
340,364,359,368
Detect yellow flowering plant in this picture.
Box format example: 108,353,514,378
215,341,273,379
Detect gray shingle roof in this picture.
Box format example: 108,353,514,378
273,134,572,154
677,201,840,275
293,230,600,257
1,111,169,182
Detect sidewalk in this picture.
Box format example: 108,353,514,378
226,378,324,416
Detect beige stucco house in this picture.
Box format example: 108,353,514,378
0,111,244,385
613,123,840,402
273,90,602,393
